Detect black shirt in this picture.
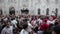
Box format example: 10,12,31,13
53,25,60,34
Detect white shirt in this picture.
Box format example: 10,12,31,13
27,21,33,32
32,20,37,25
37,18,43,24
47,20,55,25
1,26,13,34
4,18,8,21
20,29,29,34
28,21,33,28
11,20,17,27
31,20,37,28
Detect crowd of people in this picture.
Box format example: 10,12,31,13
0,14,60,34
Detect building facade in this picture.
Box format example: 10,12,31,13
0,0,60,16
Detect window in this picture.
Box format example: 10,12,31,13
9,7,15,15
46,8,49,15
21,8,29,14
38,8,40,15
55,8,58,17
0,9,2,15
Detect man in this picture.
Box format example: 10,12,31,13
40,19,49,34
47,16,55,25
37,17,43,25
1,20,13,34
52,25,60,34
52,19,60,34
11,18,17,28
20,23,29,34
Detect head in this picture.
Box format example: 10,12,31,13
49,16,53,21
43,19,47,24
11,17,15,20
6,20,11,28
23,23,28,29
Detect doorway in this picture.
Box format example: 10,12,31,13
9,7,15,15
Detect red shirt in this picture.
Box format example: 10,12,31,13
40,23,49,31
51,15,56,20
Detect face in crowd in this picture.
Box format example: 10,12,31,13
6,21,11,28
49,16,53,21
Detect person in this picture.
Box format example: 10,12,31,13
40,19,49,34
1,20,13,34
37,16,43,26
52,25,60,34
0,19,4,34
11,18,17,28
31,17,37,28
13,27,20,34
52,19,60,34
47,16,55,25
20,23,29,34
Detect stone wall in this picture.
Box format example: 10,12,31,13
0,0,60,16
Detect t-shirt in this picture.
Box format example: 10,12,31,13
11,20,17,27
40,23,49,31
31,20,37,28
53,25,60,34
47,20,55,25
1,26,13,34
20,29,29,34
37,18,43,24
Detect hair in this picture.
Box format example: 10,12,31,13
5,20,11,26
11,17,15,20
54,19,59,26
6,20,11,23
23,23,28,29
